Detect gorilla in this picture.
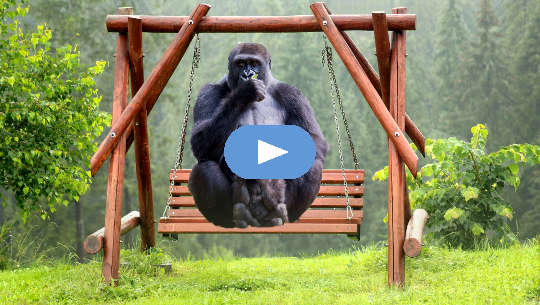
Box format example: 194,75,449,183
188,43,328,228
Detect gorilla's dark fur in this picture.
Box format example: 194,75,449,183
188,43,328,228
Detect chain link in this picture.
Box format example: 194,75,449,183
321,37,357,221
163,34,201,218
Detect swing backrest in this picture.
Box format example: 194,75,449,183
158,169,365,236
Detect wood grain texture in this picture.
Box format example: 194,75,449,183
158,223,359,234
90,4,211,177
128,16,155,251
168,196,364,209
310,3,418,177
106,14,416,33
169,169,365,184
164,209,363,224
169,185,364,197
372,11,391,110
404,209,428,258
387,6,408,288
102,11,130,284
84,211,140,254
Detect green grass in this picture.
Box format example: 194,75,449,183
0,243,538,305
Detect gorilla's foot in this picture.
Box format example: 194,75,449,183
233,203,260,228
276,203,289,223
261,217,283,227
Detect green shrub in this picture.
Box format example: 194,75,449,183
0,0,110,219
373,124,540,248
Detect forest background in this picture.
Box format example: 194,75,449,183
1,0,538,261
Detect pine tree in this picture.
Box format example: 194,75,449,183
502,1,540,239
433,0,468,135
456,0,510,146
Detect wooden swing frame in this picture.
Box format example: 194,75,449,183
87,2,427,287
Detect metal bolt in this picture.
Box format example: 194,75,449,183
135,122,140,126
188,19,194,25
110,131,116,138
394,132,400,137
322,20,328,26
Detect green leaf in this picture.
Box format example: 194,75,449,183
471,223,484,236
508,164,519,176
496,206,513,220
372,167,388,182
461,187,479,202
444,208,464,221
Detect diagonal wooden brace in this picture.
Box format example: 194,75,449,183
321,3,424,157
311,2,418,176
90,3,211,177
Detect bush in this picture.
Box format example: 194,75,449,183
0,0,110,219
373,124,540,248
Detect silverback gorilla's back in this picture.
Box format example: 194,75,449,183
188,43,328,228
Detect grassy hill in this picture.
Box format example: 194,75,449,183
0,243,538,305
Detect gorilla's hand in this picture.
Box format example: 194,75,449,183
235,79,266,104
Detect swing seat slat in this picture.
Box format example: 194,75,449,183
158,169,365,236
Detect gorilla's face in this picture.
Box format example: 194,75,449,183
227,43,271,89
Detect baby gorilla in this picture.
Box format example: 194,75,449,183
231,176,288,227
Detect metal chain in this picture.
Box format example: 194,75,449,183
322,43,359,170
321,37,354,221
163,34,201,218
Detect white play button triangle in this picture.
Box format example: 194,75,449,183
258,140,288,164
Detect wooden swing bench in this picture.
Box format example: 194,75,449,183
158,169,365,237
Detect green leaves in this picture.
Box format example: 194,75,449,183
0,0,109,219
444,207,464,221
461,187,479,201
471,223,484,236
373,123,539,249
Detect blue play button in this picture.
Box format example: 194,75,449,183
224,125,316,179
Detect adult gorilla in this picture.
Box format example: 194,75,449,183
188,43,328,228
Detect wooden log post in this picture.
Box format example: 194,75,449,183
128,16,155,251
310,2,418,177
404,209,429,257
387,6,408,287
372,11,391,108
106,14,417,33
90,4,211,177
102,6,131,286
84,211,141,254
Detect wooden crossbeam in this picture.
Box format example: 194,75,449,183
106,14,417,33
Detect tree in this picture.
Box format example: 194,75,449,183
433,0,469,135
457,0,510,145
0,0,109,219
